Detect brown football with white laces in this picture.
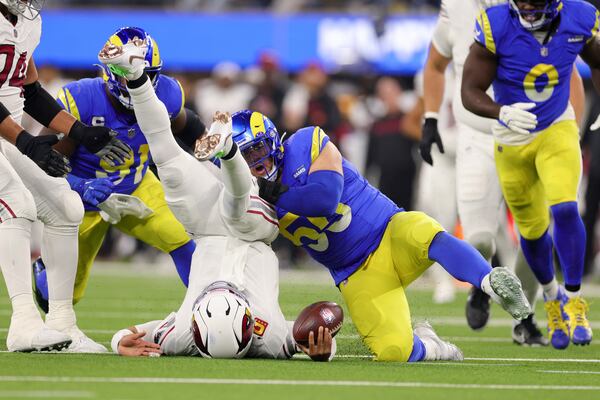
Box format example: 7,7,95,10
292,301,344,347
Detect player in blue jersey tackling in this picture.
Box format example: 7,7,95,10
32,27,202,311
462,0,595,349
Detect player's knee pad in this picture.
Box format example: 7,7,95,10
371,334,413,362
0,188,37,221
466,231,496,260
37,187,84,227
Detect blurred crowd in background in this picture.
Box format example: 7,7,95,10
26,0,600,280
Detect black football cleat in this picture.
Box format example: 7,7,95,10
513,314,549,346
466,286,491,330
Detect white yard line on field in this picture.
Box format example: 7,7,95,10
0,391,94,398
0,376,598,391
539,370,600,375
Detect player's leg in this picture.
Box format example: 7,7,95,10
495,135,569,349
456,126,503,329
2,142,105,352
115,171,194,286
537,120,591,345
33,212,109,310
0,149,71,351
340,221,461,362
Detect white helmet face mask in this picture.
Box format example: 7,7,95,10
191,281,254,359
0,0,45,20
508,0,552,31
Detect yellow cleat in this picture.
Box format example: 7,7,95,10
544,299,569,349
563,297,593,345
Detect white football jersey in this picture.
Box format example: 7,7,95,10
432,0,495,134
0,14,41,124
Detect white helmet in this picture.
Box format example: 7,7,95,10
191,282,254,359
0,0,45,20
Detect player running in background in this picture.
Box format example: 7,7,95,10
229,109,532,362
462,0,595,348
418,0,583,345
98,39,333,361
0,0,129,352
32,27,200,311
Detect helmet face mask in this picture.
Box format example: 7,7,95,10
231,110,284,182
100,27,162,110
191,281,254,359
509,0,561,31
0,0,44,20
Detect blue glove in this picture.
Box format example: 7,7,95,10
66,174,115,207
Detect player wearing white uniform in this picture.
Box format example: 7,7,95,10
0,0,129,352
419,0,561,344
103,40,334,361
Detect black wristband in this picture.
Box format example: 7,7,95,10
23,81,63,127
222,142,238,161
0,101,11,123
67,120,85,143
127,73,149,89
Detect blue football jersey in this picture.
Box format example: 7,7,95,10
276,126,402,285
475,0,599,131
57,75,184,210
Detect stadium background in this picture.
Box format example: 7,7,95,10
25,0,600,280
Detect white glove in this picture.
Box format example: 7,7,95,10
590,113,600,131
98,194,154,224
498,102,538,135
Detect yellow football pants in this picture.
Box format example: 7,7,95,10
339,211,444,361
494,120,581,240
74,170,191,303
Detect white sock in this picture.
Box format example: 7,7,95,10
542,278,559,301
0,218,39,319
480,272,501,304
45,299,77,332
565,289,580,298
42,225,78,303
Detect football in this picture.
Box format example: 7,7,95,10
292,301,344,347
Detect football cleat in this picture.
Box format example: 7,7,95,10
98,36,148,81
466,287,491,330
488,267,532,321
512,314,549,346
544,298,570,350
63,327,108,353
413,321,463,361
32,257,49,314
563,297,593,345
7,318,71,352
194,112,234,161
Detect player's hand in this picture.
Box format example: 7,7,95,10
297,326,333,362
15,131,71,177
81,177,114,207
258,177,288,204
419,115,445,166
68,121,132,166
498,102,537,135
117,332,162,357
590,113,600,131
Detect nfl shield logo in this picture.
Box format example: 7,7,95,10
127,128,136,139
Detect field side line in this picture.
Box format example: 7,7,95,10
0,376,599,391
539,370,600,375
0,390,94,398
333,355,600,363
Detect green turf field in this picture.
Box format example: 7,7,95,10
1,266,599,400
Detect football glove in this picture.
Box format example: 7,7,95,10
68,121,132,167
590,113,600,131
98,194,154,224
498,102,537,135
15,131,71,177
419,114,445,166
258,177,288,205
194,111,233,160
67,175,114,207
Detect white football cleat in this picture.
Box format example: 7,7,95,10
7,319,71,352
413,321,463,361
63,326,108,353
194,111,234,161
98,37,148,80
485,267,532,321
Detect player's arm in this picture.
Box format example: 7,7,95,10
111,322,162,357
580,35,600,94
259,137,344,217
23,58,131,165
170,108,207,153
462,43,537,135
569,66,585,127
420,43,451,165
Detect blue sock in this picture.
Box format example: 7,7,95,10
169,240,195,287
551,202,586,288
520,230,554,285
408,334,426,362
428,232,491,288
33,259,49,301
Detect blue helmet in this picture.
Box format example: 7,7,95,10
231,110,284,182
508,0,562,31
100,27,162,109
